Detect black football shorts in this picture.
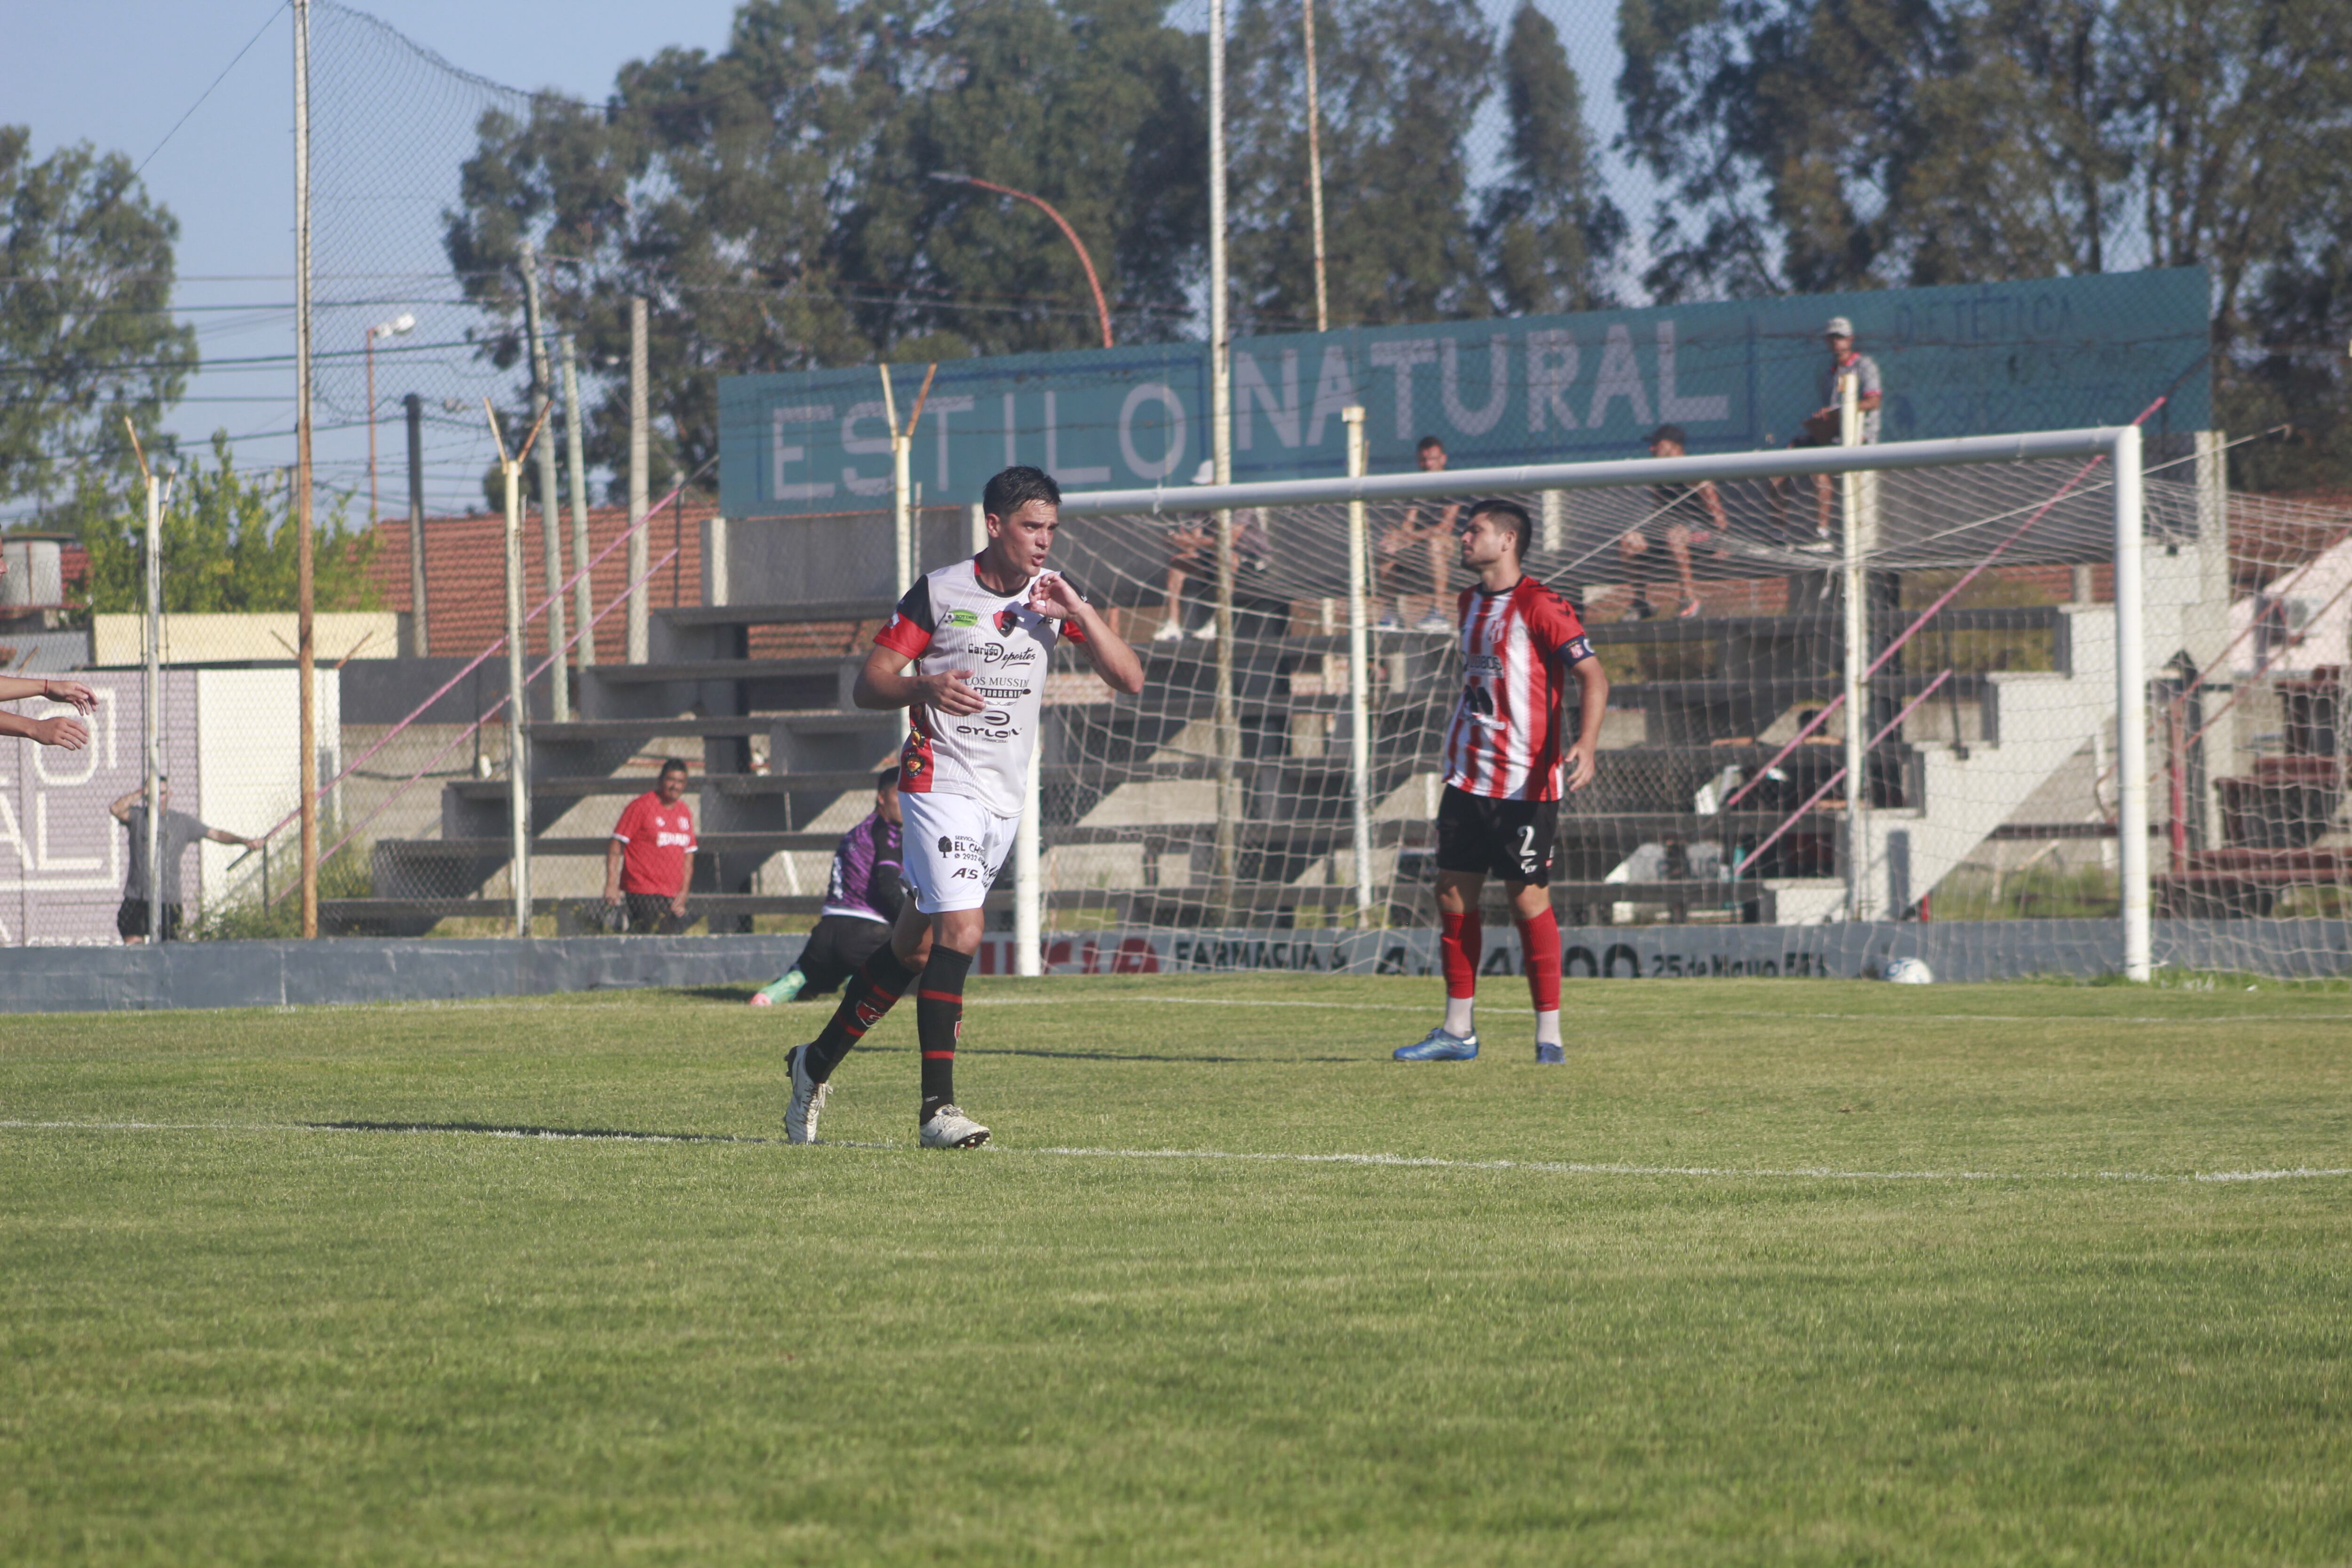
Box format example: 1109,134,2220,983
1434,785,1557,885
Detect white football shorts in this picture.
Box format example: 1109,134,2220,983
899,790,1020,915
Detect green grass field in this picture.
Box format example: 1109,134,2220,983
4,975,2349,1565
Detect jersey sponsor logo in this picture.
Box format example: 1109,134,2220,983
1465,653,1502,676
654,830,693,849
995,606,1020,635
954,708,1019,741
942,608,980,628
978,641,1037,667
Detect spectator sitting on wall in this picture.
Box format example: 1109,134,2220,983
1774,316,1882,546
1154,461,1271,644
1616,424,1731,620
109,779,263,943
749,768,904,1006
0,673,97,749
604,758,698,933
1376,436,1462,633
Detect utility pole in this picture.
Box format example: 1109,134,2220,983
293,0,318,939
518,239,567,719
1208,0,1239,920
1303,0,1330,333
627,297,649,664
405,392,427,656
485,398,548,939
560,332,596,667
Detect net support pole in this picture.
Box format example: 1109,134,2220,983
143,470,163,945
520,241,567,721
626,297,649,665
1344,406,1374,928
405,392,428,656
560,332,596,667
502,457,532,939
1838,369,1869,921
293,0,318,941
1208,0,1238,923
2112,423,2150,980
1016,748,1043,977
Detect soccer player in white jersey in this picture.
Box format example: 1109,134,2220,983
786,466,1145,1147
1396,499,1609,1064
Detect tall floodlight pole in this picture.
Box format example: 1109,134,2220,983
1343,406,1372,928
627,297,650,664
559,332,596,667
519,240,567,720
1208,0,1240,919
404,392,427,655
1303,0,1330,334
293,0,318,940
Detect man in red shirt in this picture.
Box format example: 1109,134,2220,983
604,758,697,933
1396,500,1608,1065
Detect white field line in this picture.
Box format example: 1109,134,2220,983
2,1119,2345,1185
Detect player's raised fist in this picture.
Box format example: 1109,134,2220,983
1027,570,1084,621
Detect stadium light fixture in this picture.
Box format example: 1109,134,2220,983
365,312,417,525
929,172,1113,348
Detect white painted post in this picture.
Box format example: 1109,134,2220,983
2113,424,2149,980
626,297,649,665
969,501,987,557
1839,369,1869,920
559,332,595,666
503,455,532,938
1344,406,1373,928
519,241,567,721
143,469,164,944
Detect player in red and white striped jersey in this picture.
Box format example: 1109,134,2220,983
1397,500,1609,1065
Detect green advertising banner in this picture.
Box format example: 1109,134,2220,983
718,268,2209,517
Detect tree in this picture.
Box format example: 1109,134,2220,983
1479,4,1626,315
1227,0,1497,331
445,0,1206,504
0,127,196,523
74,433,379,615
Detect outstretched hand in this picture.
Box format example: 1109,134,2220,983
46,680,98,716
30,715,89,751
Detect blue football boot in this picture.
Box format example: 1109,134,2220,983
1394,1027,1478,1062
1535,1043,1566,1065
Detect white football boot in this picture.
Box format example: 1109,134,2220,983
918,1104,990,1149
785,1045,829,1145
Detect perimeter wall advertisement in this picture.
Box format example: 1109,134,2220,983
719,268,2212,518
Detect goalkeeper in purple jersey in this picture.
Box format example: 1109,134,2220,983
749,770,906,1007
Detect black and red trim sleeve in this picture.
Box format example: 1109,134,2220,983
874,576,935,659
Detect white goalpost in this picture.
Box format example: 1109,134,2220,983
1034,422,2163,981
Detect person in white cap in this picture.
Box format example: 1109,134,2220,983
1777,316,1883,545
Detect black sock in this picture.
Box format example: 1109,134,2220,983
915,947,972,1121
804,945,918,1081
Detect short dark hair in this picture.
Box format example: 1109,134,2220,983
658,757,690,778
1468,499,1531,557
1416,435,1446,454
984,466,1062,517
875,766,901,790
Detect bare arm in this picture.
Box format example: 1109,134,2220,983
604,839,626,904
0,676,97,713
111,785,144,820
1699,480,1731,534
2,710,89,750
204,826,263,850
1030,575,1144,696
1562,657,1609,793
853,643,985,715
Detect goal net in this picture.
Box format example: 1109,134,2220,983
958,423,2341,981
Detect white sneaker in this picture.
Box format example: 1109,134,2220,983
919,1104,990,1149
1190,622,1217,641
786,1044,829,1145
1152,621,1186,643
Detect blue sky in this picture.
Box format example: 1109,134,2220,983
3,0,1637,528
